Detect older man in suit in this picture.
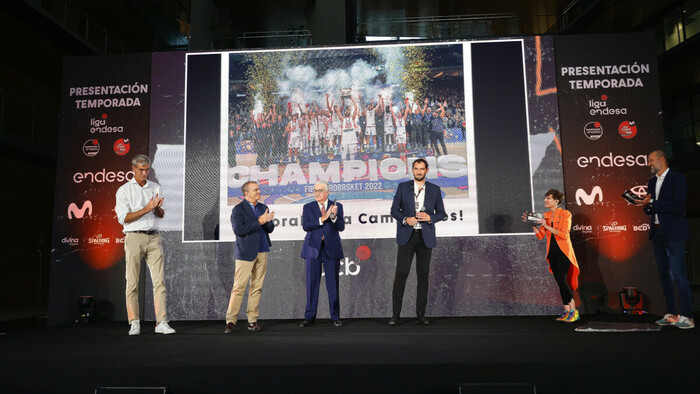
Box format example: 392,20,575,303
389,158,447,326
225,181,275,333
636,150,694,329
299,181,345,327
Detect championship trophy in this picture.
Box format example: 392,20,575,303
340,88,352,98
526,212,544,225
621,189,642,204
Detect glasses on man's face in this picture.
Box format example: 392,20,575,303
313,189,327,194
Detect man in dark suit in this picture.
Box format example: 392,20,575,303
299,181,345,327
389,158,447,325
636,150,694,329
225,181,275,333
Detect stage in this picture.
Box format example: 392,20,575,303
1,314,698,393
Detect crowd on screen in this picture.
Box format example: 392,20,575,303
227,84,466,166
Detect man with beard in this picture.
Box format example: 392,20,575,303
635,150,694,329
389,158,447,326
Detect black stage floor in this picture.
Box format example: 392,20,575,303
1,315,698,393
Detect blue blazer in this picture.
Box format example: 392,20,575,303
644,169,691,241
390,181,447,248
301,200,345,260
231,199,274,261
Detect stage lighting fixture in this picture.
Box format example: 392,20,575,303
618,287,646,315
78,296,96,324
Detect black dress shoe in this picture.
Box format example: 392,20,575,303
332,320,344,327
299,319,315,328
388,317,399,326
247,321,262,331
416,316,431,325
224,322,235,333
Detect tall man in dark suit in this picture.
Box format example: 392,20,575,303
225,181,275,333
299,181,345,327
636,150,694,329
389,158,447,325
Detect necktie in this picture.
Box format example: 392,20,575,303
320,203,326,240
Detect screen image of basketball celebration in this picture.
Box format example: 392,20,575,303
225,44,469,207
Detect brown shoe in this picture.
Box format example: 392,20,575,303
247,321,262,331
224,322,235,334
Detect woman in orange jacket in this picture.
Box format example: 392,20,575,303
528,189,580,322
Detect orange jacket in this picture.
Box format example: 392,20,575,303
535,207,580,290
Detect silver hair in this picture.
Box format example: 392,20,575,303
242,180,258,195
651,150,666,160
315,180,330,191
131,154,151,167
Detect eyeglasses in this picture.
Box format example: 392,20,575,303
313,189,328,194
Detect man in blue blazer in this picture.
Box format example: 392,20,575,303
225,181,275,333
299,180,345,327
636,150,694,329
389,158,447,325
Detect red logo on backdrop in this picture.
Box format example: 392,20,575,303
77,213,125,270
113,138,130,156
618,121,637,139
82,139,100,157
101,113,108,120
356,245,371,260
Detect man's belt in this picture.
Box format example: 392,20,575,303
127,230,159,235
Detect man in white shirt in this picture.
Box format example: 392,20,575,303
115,154,175,336
389,158,447,326
635,150,693,329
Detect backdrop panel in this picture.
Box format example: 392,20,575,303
49,33,664,324
554,32,665,312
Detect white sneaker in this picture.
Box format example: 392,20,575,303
675,316,695,330
155,321,176,335
129,320,140,336
655,314,679,326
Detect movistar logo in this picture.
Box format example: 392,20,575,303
575,186,603,206
68,201,93,219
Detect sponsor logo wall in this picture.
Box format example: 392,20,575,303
49,54,152,324
554,32,665,309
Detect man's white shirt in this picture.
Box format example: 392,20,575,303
318,200,337,225
653,168,669,225
413,180,426,230
115,178,162,232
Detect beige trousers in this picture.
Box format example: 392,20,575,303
124,232,167,323
226,252,268,324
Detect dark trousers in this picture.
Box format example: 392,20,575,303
376,124,384,150
417,124,427,148
548,250,574,305
304,243,341,321
430,131,447,156
652,233,693,318
392,230,433,318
